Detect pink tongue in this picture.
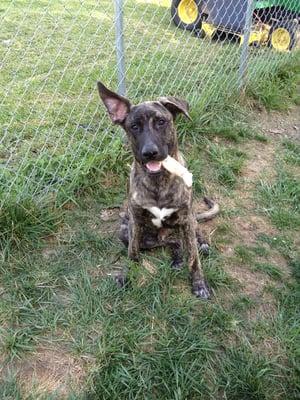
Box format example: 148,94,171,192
146,161,161,172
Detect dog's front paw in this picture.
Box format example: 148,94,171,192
192,279,211,299
199,242,210,255
171,258,184,270
114,272,128,288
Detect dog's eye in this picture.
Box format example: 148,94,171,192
158,118,166,126
131,124,139,131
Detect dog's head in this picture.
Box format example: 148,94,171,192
97,82,190,174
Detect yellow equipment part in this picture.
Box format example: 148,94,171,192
202,22,216,38
270,27,291,51
201,22,270,46
177,0,198,24
239,24,270,46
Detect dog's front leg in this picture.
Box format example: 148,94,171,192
114,210,141,289
128,211,141,262
182,217,210,299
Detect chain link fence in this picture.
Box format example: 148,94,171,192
1,0,299,208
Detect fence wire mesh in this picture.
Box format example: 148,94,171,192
1,0,299,208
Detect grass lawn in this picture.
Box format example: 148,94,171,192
1,1,300,398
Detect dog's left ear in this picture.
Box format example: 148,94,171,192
158,96,191,120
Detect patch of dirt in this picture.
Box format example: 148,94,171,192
232,215,277,246
195,138,287,299
87,206,120,237
242,141,276,182
228,265,269,297
247,291,278,319
17,346,87,398
213,107,300,297
223,210,287,299
42,248,58,260
258,105,300,142
257,335,286,359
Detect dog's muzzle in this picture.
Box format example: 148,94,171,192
141,143,165,173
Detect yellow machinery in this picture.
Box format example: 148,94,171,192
171,0,299,51
201,21,271,48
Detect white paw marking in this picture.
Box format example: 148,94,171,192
146,207,177,228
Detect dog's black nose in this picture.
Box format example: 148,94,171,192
142,144,159,159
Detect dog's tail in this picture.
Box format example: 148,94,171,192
196,196,220,222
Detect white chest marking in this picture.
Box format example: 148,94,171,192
146,207,177,228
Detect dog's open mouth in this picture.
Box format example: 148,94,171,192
145,161,162,173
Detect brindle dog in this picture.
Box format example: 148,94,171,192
97,82,219,299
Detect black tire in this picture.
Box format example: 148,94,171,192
171,0,202,31
268,19,298,51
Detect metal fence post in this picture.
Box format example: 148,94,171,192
115,0,126,96
238,0,254,91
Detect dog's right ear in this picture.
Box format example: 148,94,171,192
97,82,131,124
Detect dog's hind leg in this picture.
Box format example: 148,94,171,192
182,217,211,299
169,241,184,270
196,231,210,255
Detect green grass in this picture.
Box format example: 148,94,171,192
1,211,299,399
253,262,283,280
1,1,300,398
218,345,287,400
235,244,255,263
206,143,246,188
257,167,300,230
235,244,285,280
246,52,300,110
235,244,271,262
282,139,300,166
0,199,61,255
0,376,24,400
257,233,295,260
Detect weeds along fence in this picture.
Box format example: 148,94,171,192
1,0,299,211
